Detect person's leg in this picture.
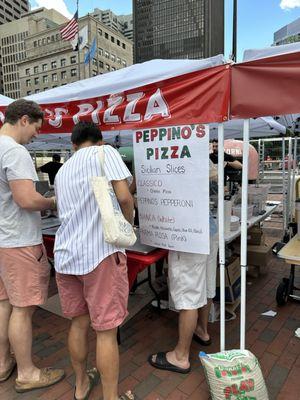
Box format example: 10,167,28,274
8,306,40,381
195,299,213,341
167,309,198,369
96,328,119,400
68,314,91,399
151,251,207,370
195,234,218,342
0,299,12,374
85,253,129,399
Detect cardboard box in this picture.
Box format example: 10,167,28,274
247,225,264,245
247,265,260,278
247,243,272,269
215,257,241,303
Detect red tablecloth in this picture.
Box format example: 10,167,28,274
126,249,168,289
43,235,168,289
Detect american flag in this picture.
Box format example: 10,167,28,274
60,11,78,41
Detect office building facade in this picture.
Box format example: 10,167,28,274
133,0,224,62
273,17,300,46
0,8,67,98
18,14,133,98
91,8,133,41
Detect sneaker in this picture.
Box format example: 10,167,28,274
15,367,65,393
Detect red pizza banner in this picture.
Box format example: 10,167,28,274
231,51,300,119
0,64,230,133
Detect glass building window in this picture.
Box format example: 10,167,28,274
51,61,56,69
42,64,47,71
52,73,57,82
34,66,38,73
70,56,76,64
61,58,66,67
71,68,77,76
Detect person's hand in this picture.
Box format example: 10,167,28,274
50,196,57,210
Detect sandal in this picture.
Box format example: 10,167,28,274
0,357,16,382
119,390,135,400
148,352,191,374
193,333,212,346
74,368,99,400
15,367,65,393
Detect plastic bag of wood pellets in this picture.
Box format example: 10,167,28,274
199,349,269,400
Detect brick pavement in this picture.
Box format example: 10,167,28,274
0,227,299,399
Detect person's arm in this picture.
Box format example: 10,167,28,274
224,153,242,170
9,180,55,211
38,163,50,173
129,175,136,194
111,179,134,224
226,159,242,169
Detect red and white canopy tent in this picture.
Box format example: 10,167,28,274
1,43,300,351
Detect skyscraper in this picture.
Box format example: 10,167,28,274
91,8,133,41
133,0,224,62
0,0,29,24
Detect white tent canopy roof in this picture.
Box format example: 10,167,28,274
25,55,226,104
243,41,300,62
0,94,13,105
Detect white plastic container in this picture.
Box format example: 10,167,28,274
232,204,254,220
230,215,240,231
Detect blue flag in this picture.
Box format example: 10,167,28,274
84,37,96,64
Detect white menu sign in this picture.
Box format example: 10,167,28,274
133,124,209,254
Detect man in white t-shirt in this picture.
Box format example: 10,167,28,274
0,99,64,392
54,122,135,400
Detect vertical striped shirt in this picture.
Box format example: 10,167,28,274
54,145,131,275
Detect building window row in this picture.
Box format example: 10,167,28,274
26,69,77,85
25,57,77,76
98,29,126,49
33,33,61,47
100,48,126,66
1,31,27,45
2,42,24,55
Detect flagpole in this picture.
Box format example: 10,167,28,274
77,0,81,80
96,23,99,75
88,15,91,78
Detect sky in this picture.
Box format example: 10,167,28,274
30,0,300,61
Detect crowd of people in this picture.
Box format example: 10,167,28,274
0,99,242,399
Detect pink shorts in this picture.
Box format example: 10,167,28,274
0,244,50,307
56,252,129,331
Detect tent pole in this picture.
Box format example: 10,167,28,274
282,138,287,232
287,138,292,225
217,123,226,351
290,138,297,222
240,119,249,350
292,138,298,206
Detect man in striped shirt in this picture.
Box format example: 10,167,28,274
54,122,134,400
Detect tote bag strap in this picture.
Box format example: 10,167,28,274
97,146,106,177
